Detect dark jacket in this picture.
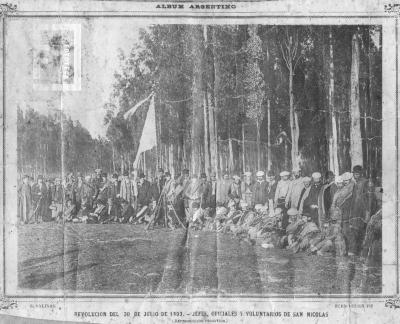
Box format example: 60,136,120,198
252,181,268,205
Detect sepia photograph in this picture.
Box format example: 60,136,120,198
7,19,384,296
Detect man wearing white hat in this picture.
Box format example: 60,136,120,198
302,172,323,226
252,171,268,206
297,176,312,214
228,175,242,204
285,167,304,211
217,172,232,206
274,171,291,229
241,171,254,207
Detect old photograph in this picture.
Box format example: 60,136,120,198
7,19,384,296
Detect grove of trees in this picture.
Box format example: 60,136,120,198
105,25,382,180
18,25,382,182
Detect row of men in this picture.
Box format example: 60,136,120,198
201,165,379,257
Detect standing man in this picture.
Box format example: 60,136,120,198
155,168,166,195
298,176,312,213
228,175,242,205
217,173,232,206
75,172,84,211
18,175,32,224
199,173,211,209
120,170,134,206
275,171,291,208
209,172,217,210
252,171,268,206
32,175,48,223
266,171,277,212
302,172,323,227
51,178,64,220
275,171,291,229
184,174,202,220
241,172,253,207
136,172,155,211
285,167,304,210
320,170,337,222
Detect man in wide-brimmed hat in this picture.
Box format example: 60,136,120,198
252,171,268,206
241,171,253,207
285,167,304,212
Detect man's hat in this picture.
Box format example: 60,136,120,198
335,175,343,183
287,208,298,216
254,204,263,211
312,172,322,179
341,172,353,181
325,170,334,178
352,165,363,173
232,175,240,180
274,208,283,215
240,201,248,208
280,171,290,177
267,170,275,177
292,167,301,172
302,176,311,183
256,171,265,177
95,168,102,173
244,171,252,177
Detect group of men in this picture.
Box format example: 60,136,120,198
208,165,381,257
17,167,216,226
18,164,381,257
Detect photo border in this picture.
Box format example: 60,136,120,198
1,3,398,301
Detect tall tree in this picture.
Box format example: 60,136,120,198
350,30,363,167
327,27,339,174
243,25,265,170
189,26,205,175
278,27,302,169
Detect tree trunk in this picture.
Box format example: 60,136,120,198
190,26,205,176
267,98,272,171
203,91,210,175
328,27,339,175
242,122,246,173
350,31,363,167
256,119,261,170
288,57,299,169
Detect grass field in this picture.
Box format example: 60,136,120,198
18,223,381,295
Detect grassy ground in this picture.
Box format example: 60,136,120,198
17,223,381,295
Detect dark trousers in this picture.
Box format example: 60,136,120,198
343,220,366,255
277,198,288,229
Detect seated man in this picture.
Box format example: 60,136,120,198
107,197,121,223
291,214,320,253
310,208,346,256
63,198,76,222
120,199,135,223
74,196,92,223
88,199,108,223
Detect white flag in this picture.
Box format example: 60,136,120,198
133,95,157,167
123,92,153,120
